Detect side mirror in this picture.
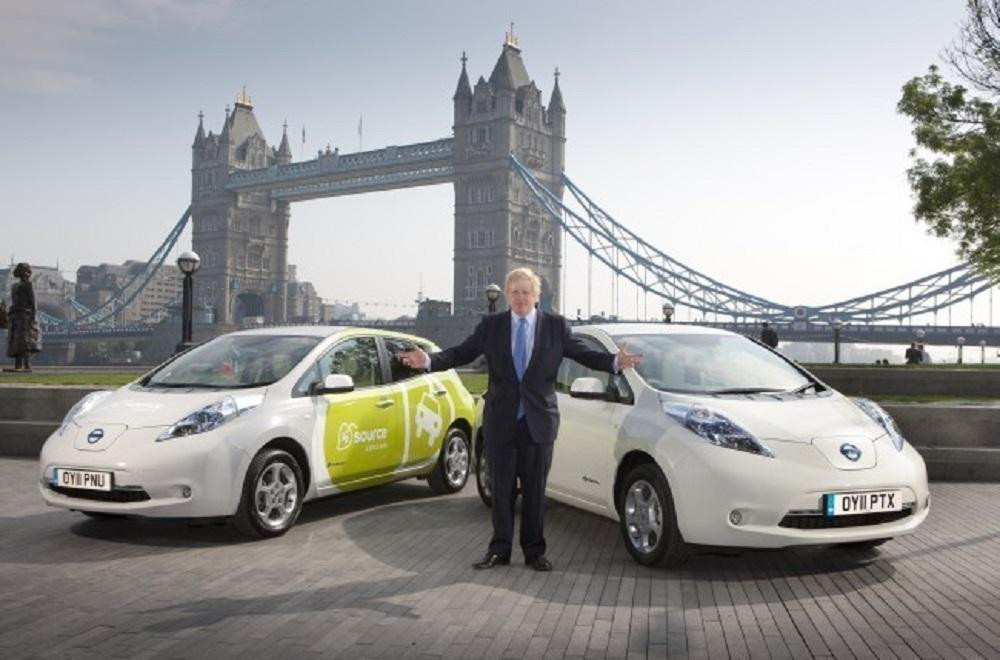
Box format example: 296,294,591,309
313,374,355,395
569,376,607,400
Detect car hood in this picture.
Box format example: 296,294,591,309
664,392,883,443
72,385,269,429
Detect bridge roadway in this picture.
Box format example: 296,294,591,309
1,457,999,659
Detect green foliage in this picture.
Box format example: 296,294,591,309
898,65,1000,279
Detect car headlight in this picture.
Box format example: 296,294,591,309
852,398,905,451
156,393,264,442
58,390,113,435
663,402,774,458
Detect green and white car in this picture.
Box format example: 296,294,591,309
39,326,477,538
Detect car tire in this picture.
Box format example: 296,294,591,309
429,427,471,495
618,463,690,567
232,448,304,539
838,538,891,551
475,435,492,508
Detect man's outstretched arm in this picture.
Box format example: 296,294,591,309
397,317,489,373
561,322,642,373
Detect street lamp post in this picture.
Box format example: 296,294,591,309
176,251,201,354
662,301,674,324
832,318,844,364
957,336,966,365
980,339,987,364
485,283,502,314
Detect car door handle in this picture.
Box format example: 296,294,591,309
433,389,448,397
376,399,395,409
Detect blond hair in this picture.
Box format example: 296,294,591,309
505,267,541,296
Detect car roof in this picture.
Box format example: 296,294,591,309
574,322,736,337
225,325,437,347
228,325,348,338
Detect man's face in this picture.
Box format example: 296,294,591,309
506,278,538,317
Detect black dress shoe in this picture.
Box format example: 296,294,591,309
473,552,510,570
525,555,553,572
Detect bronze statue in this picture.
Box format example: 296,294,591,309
6,263,41,371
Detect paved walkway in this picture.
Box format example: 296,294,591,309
1,457,999,659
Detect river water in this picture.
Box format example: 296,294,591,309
778,341,998,365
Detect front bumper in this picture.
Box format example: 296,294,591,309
38,424,252,518
663,438,930,548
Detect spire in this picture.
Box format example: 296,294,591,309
548,67,565,114
192,110,205,147
453,51,472,100
220,104,232,142
277,120,292,163
490,33,531,91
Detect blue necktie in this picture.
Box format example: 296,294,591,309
514,317,528,418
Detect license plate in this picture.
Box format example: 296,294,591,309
824,490,902,517
54,468,113,492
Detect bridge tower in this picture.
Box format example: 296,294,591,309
190,90,290,325
451,31,566,315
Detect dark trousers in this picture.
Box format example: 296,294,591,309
487,417,554,559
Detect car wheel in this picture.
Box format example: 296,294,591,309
476,437,492,508
618,463,689,567
232,448,304,539
838,538,891,551
429,427,470,494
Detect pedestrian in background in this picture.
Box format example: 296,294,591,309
918,343,932,364
905,342,922,365
760,322,779,348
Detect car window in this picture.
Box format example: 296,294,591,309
294,336,382,395
144,334,320,389
557,335,610,391
382,337,433,383
612,332,810,394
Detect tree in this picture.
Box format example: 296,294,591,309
898,0,1000,280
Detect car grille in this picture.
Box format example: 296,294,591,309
49,485,151,503
779,505,913,529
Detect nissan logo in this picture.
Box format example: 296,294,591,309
840,442,862,462
86,428,105,445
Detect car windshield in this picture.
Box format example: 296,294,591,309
143,335,321,388
611,332,812,394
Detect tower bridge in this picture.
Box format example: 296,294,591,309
192,30,565,325
38,32,999,351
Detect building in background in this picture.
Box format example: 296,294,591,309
321,301,364,322
75,261,183,324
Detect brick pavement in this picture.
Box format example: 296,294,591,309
1,457,999,659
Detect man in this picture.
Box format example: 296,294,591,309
398,268,640,571
905,342,923,365
760,322,779,348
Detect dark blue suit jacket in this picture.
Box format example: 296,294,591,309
429,311,616,445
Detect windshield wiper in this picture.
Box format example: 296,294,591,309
707,387,784,395
145,382,221,389
789,382,820,394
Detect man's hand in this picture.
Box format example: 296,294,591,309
617,342,642,370
397,346,429,370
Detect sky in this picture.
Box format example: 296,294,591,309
0,0,981,321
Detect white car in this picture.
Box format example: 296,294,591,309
475,323,929,566
38,326,477,538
